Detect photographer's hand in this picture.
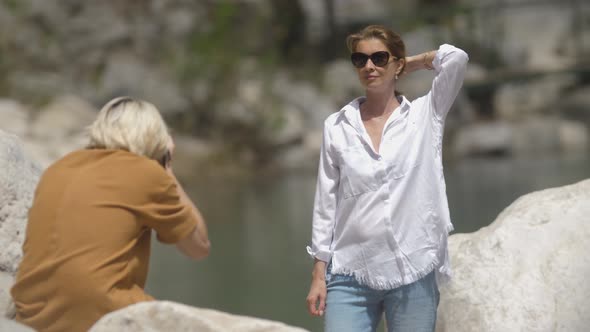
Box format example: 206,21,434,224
165,136,211,260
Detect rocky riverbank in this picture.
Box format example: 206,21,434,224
2,129,589,331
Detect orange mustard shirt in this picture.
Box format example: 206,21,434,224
11,149,198,332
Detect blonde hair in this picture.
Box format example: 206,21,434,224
346,25,407,75
87,97,170,160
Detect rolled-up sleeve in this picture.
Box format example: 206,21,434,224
429,44,469,120
307,121,339,262
135,166,197,244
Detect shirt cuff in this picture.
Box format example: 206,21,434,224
306,246,331,262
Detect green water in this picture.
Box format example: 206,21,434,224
146,154,589,331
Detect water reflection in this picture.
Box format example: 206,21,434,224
146,154,589,331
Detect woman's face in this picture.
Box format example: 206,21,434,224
353,38,402,91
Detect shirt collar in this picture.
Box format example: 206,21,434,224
342,97,365,134
399,95,411,112
342,95,411,133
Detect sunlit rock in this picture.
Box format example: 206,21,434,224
0,318,35,331
498,6,576,71
31,95,96,140
0,273,15,319
494,74,577,121
437,179,590,332
90,301,310,332
0,131,41,318
275,130,322,171
452,121,513,157
27,95,96,167
322,59,362,107
511,116,562,154
271,75,337,131
562,86,590,123
98,52,190,115
559,120,589,152
453,116,588,158
0,100,30,138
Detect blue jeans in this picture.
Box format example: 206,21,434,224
324,266,439,332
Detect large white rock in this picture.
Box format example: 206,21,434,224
437,179,590,332
452,121,513,157
452,117,588,157
26,95,96,168
559,120,589,152
498,5,576,71
89,301,310,332
30,94,96,141
511,117,562,155
0,273,15,319
271,74,337,130
0,100,30,138
0,318,35,332
322,59,361,109
98,52,190,115
0,131,41,318
494,74,577,121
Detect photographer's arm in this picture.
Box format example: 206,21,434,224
167,167,211,260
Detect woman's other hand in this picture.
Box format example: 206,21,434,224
306,260,327,316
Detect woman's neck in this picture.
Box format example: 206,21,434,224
361,89,400,120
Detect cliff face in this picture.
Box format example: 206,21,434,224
0,1,588,167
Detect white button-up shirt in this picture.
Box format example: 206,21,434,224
307,44,469,290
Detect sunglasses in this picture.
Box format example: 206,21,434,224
350,51,397,68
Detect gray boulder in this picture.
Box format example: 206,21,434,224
452,121,513,157
90,301,310,332
0,100,30,138
437,179,590,332
0,131,41,318
494,74,577,121
0,318,35,332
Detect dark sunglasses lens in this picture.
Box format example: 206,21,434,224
371,52,390,66
351,53,368,68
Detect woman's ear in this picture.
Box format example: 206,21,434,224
396,58,406,76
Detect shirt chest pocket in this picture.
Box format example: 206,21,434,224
386,125,423,179
388,143,422,179
338,146,379,199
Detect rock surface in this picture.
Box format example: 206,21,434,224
437,179,590,332
90,301,309,332
0,131,41,318
0,100,30,138
452,118,589,157
0,318,35,332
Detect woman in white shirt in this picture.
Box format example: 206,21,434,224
305,25,468,332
